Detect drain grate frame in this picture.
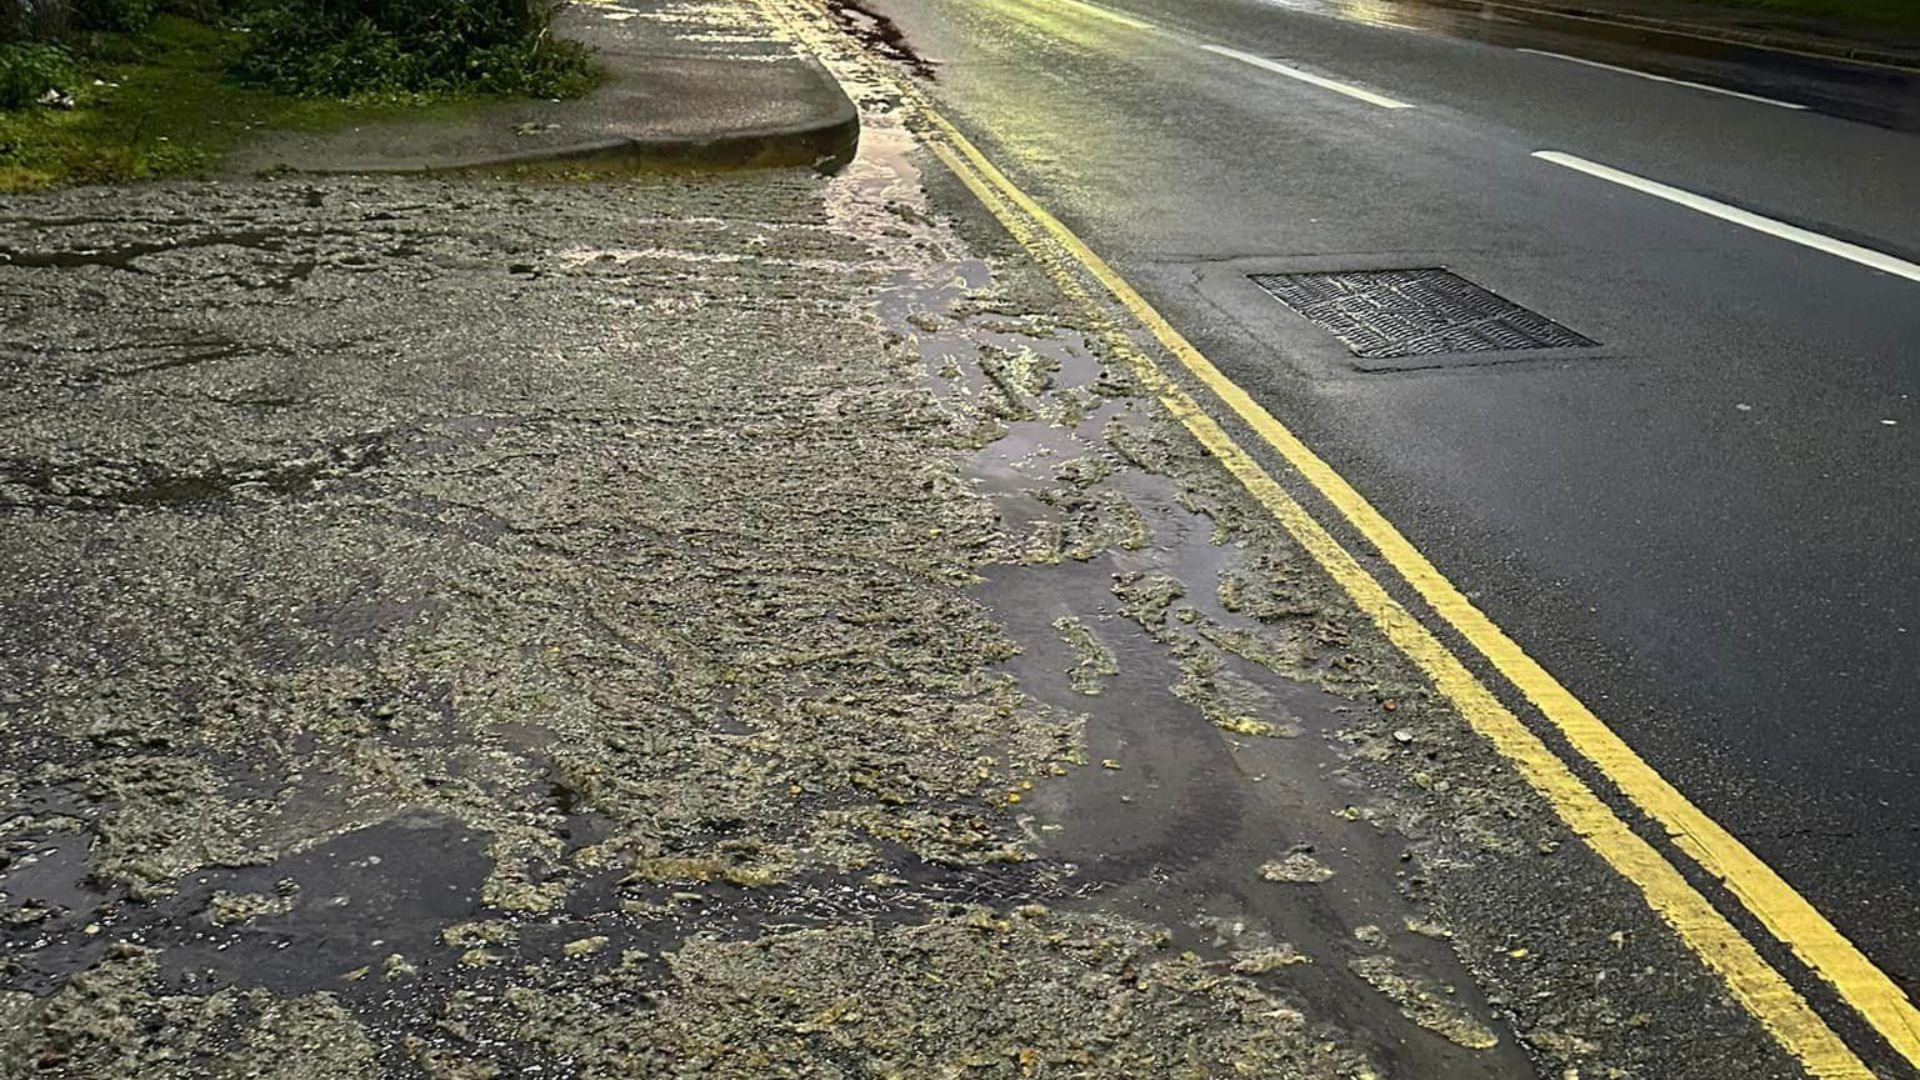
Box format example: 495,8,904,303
1249,268,1596,359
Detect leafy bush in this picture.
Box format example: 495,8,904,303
159,0,254,24
73,0,157,33
232,0,595,98
0,41,74,108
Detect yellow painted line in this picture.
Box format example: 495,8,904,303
947,102,1920,1067
760,0,1920,1071
921,129,1873,1080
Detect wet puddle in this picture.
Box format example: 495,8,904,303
822,76,1532,1072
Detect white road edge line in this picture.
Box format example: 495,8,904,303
1517,48,1808,109
1534,151,1920,284
1203,43,1416,110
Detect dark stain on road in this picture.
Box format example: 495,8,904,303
825,0,939,81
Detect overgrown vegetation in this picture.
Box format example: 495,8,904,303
231,0,594,98
0,0,597,189
0,16,473,189
74,0,159,34
0,42,74,108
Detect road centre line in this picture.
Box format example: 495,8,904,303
1021,0,1154,31
1535,151,1920,284
1202,43,1416,109
1517,48,1808,109
756,0,1920,1069
1005,0,1417,112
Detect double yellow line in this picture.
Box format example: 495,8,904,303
757,1,1920,1073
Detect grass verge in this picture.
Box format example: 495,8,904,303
0,17,491,192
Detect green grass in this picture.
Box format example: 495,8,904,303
0,16,478,191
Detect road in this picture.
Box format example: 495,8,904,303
1,0,1914,1072
854,0,1920,1027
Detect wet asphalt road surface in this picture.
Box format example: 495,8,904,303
854,0,1920,1004
0,0,1904,1075
0,132,1791,1078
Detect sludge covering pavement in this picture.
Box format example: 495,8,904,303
0,107,1809,1080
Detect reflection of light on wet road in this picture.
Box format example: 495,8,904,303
993,0,1422,111
1203,43,1415,109
1013,0,1153,31
1311,0,1406,30
994,0,1158,39
1250,0,1482,33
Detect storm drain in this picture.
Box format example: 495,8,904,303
1249,268,1595,359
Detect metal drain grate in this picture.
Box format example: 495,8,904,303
1250,269,1595,359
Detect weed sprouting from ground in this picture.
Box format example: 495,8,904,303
0,42,75,108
